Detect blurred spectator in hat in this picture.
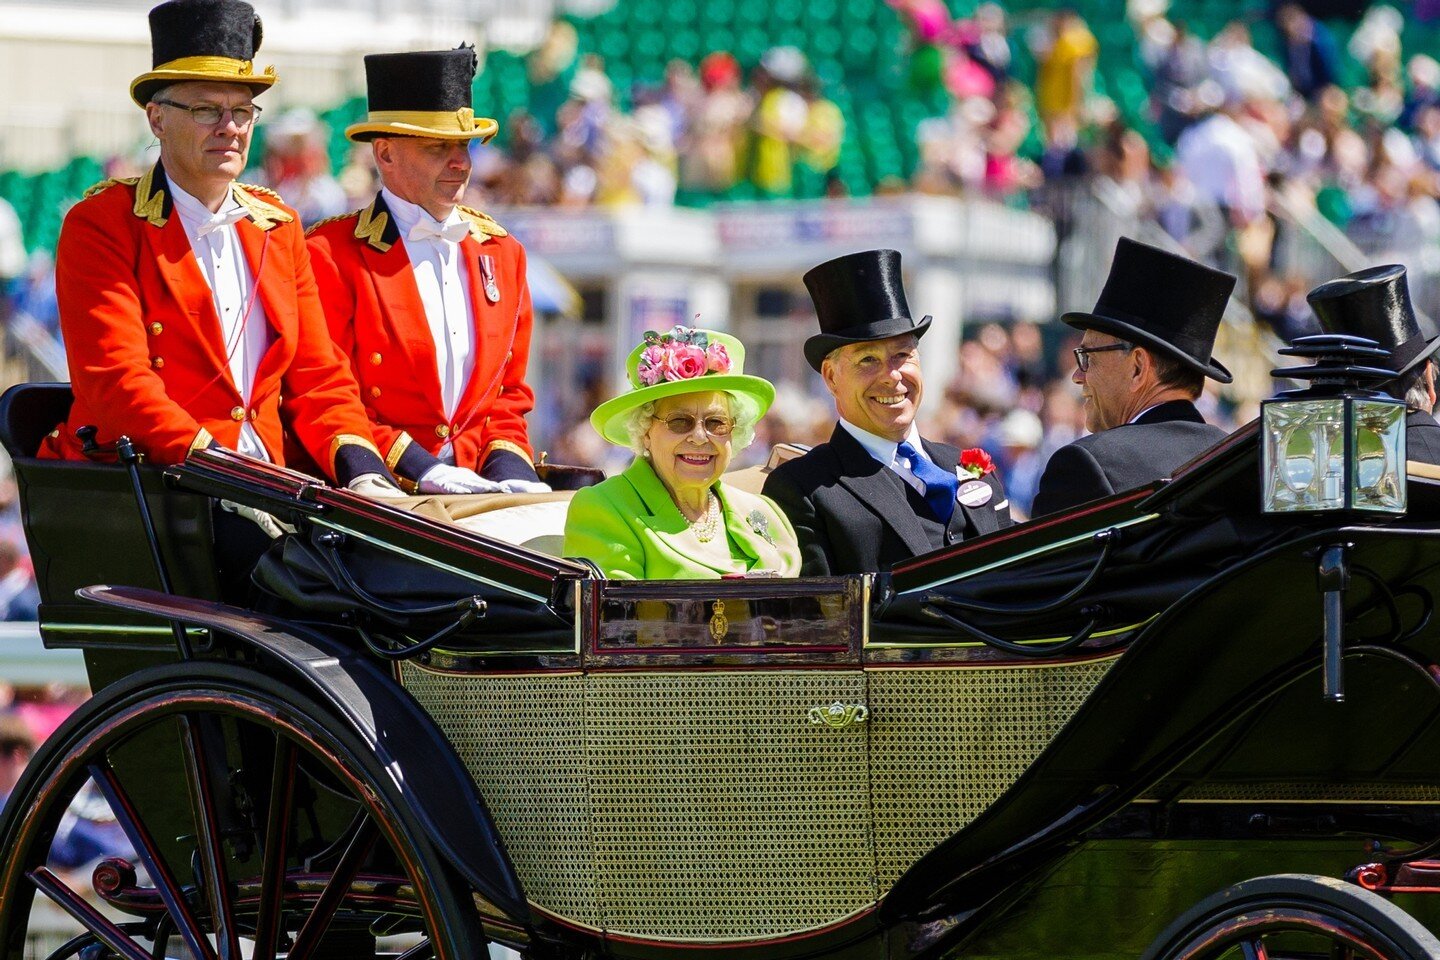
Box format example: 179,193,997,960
797,76,845,197
962,3,1012,85
559,59,615,159
682,52,752,194
996,409,1045,519
527,20,581,138
747,47,809,197
0,712,33,810
1146,19,1208,145
1276,3,1340,101
0,537,38,621
0,197,23,303
1208,21,1291,107
1175,81,1266,238
1401,55,1440,131
261,107,347,226
1033,10,1098,130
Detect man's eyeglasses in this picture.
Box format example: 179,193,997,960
1073,342,1133,372
652,414,736,438
153,98,262,129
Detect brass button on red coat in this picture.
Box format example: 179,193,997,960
230,406,245,422
369,386,381,399
248,408,258,420
435,424,451,439
150,356,164,369
369,352,382,365
149,322,163,335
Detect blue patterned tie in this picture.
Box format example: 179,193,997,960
897,441,959,524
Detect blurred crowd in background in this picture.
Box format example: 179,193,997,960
1,0,1439,613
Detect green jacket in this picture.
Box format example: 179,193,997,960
563,457,801,580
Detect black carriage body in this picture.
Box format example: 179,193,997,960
2,383,1440,960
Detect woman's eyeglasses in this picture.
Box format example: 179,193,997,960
153,98,262,129
1072,342,1132,372
652,414,735,437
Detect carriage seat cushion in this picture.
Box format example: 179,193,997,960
397,491,575,556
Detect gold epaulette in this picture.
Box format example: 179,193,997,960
83,176,139,199
233,183,294,230
458,205,508,239
238,181,284,201
305,209,360,236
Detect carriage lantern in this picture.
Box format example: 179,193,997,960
1262,334,1406,517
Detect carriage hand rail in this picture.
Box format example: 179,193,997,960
920,527,1120,618
919,603,1101,658
352,596,487,662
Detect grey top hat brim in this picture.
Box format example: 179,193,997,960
803,315,932,372
1063,310,1233,384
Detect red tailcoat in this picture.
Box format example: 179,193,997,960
306,193,538,482
41,163,381,481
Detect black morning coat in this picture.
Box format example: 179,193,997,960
1031,399,1228,518
1408,409,1440,465
761,423,1014,577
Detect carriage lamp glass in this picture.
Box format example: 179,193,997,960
1261,396,1406,514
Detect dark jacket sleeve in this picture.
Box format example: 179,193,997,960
761,468,833,577
1031,442,1112,518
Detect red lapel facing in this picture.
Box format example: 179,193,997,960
148,214,231,376
360,236,445,408
456,235,511,416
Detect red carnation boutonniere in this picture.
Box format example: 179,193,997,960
959,447,996,478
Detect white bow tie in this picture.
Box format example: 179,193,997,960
408,219,470,244
196,206,249,238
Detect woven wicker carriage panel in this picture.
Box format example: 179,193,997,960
585,671,875,941
397,667,601,925
867,660,1115,890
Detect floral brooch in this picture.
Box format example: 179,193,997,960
747,509,775,545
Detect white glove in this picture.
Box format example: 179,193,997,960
497,478,553,494
418,463,504,494
346,473,408,499
219,500,295,540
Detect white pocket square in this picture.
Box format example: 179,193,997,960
993,499,1009,510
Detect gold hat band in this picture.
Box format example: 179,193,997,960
154,54,269,77
365,107,478,133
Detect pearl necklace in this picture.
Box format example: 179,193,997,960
689,492,721,543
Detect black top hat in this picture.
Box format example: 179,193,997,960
346,48,497,142
1306,264,1438,381
130,0,275,108
1062,237,1236,383
802,249,932,372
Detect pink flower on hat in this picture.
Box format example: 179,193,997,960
637,345,667,385
666,344,709,381
706,342,732,374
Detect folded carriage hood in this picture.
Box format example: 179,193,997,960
880,427,1440,924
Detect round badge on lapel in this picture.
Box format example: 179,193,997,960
956,478,993,508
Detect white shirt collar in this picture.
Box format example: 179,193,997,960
838,418,925,466
168,178,242,231
380,186,464,239
1128,403,1162,425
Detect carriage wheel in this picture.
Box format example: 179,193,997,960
1141,873,1440,960
0,662,487,960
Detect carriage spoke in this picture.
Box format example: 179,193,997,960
28,867,153,960
252,738,299,960
88,761,219,960
178,715,242,960
1240,938,1270,960
287,816,380,960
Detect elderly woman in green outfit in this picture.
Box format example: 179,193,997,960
563,326,802,580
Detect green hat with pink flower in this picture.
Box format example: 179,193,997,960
591,325,776,446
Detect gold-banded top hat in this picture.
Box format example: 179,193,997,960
130,0,277,108
346,47,498,143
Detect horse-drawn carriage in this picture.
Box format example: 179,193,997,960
1,366,1439,960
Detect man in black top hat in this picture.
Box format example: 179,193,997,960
308,48,549,495
1306,264,1440,465
1032,238,1236,516
763,250,1013,576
